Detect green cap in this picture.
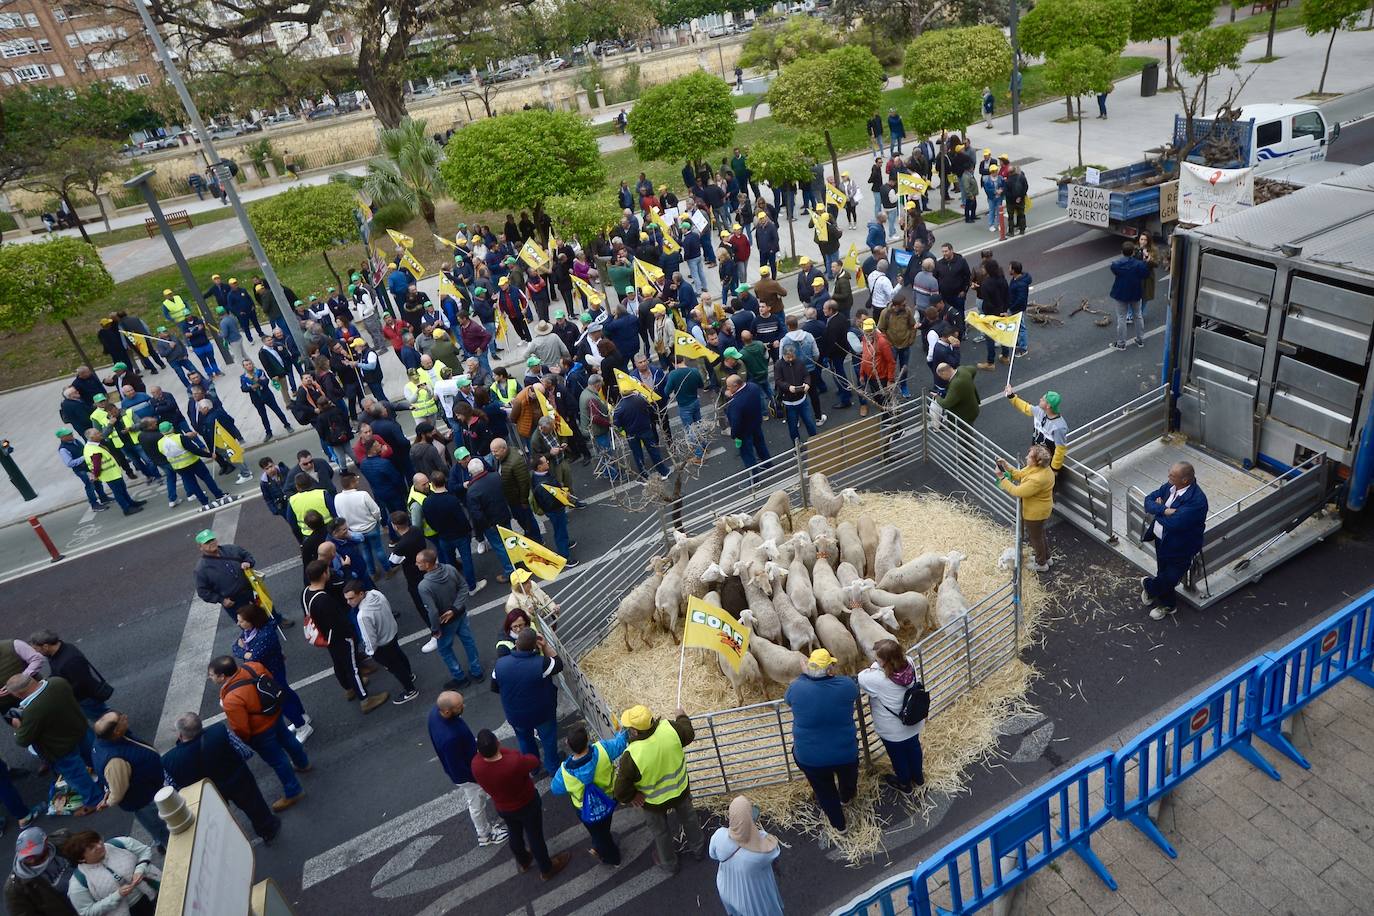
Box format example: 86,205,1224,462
113,361,128,370
526,356,541,367
156,326,168,333
55,428,73,437
723,347,742,359
454,446,471,460
348,284,357,295
158,421,174,433
351,272,362,282
293,299,303,306
473,286,486,295
309,295,318,302
624,286,634,295
194,529,217,545
503,256,517,265
327,287,336,293
1044,391,1062,412
553,309,565,319
580,312,593,322
92,394,107,403
456,377,471,388
735,283,750,293
214,306,225,314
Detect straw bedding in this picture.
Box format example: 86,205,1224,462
577,489,1051,863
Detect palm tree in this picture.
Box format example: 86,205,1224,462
360,117,446,247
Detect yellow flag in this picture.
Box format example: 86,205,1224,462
245,568,274,615
542,484,576,508
400,249,425,280
683,596,750,671
213,421,243,464
633,258,664,295
122,330,152,358
843,244,867,290
433,233,457,250
519,238,550,272
437,274,462,302
965,311,1023,348
825,183,848,208
495,308,509,342
535,386,573,436
357,195,374,224
647,210,682,255
614,367,662,402
570,274,604,309
387,228,414,249
497,525,566,581
674,330,717,363
812,211,830,243
898,173,929,196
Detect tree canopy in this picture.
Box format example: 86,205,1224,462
1129,0,1215,86
627,72,736,166
361,117,447,240
654,0,755,26
545,194,622,251
906,83,983,139
902,25,1013,92
249,183,360,263
440,109,604,212
1020,0,1134,59
736,16,841,72
1176,24,1247,78
1300,0,1365,94
0,237,114,365
19,139,127,238
1045,46,1119,166
769,45,884,178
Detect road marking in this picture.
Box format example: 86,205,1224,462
531,827,653,915
1042,227,1111,254
155,504,240,747
302,788,466,889
981,325,1166,407
372,837,501,897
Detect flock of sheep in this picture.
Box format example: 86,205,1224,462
614,473,973,702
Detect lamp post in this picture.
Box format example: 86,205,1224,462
128,0,309,358
123,169,216,338
1010,0,1023,136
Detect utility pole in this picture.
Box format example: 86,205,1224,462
129,0,309,359
1010,0,1023,136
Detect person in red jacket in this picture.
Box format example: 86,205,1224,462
857,318,895,417
471,729,571,880
727,225,751,282
209,655,311,811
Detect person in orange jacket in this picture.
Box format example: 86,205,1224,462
856,318,895,417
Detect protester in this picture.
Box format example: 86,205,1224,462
997,446,1056,572
784,650,859,831
28,631,113,722
494,628,562,775
858,640,926,793
935,364,979,426
62,831,160,916
550,723,630,867
5,674,102,814
429,692,507,846
612,704,703,874
344,580,418,704
470,729,572,880
208,655,311,810
1141,462,1208,620
1004,386,1069,472
90,712,170,849
416,549,483,688
231,601,311,742
4,827,80,915
709,795,784,916
1109,241,1151,350
162,712,281,843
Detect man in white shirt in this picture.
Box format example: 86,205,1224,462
868,260,895,319
335,470,393,583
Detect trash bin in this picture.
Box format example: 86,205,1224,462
1140,62,1159,97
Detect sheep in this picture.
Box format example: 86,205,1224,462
682,527,726,600
811,559,850,617
774,537,795,570
786,554,818,620
814,534,839,568
837,521,866,575
849,601,898,660
866,585,931,633
615,555,670,649
788,531,818,571
741,620,807,688
672,528,713,554
835,561,863,590
735,532,779,594
878,551,948,595
807,513,835,544
873,526,904,585
723,512,755,532
720,575,749,616
860,594,903,634
741,565,782,640
654,543,690,640
814,614,861,673
754,490,793,531
933,550,971,629
717,530,744,576
759,511,787,548
809,473,859,520
717,642,764,703
839,580,868,611
857,516,879,578
772,588,817,654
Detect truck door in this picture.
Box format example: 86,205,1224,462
1290,110,1329,163
1253,119,1285,176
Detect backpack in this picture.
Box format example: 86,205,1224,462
576,748,618,825
301,590,330,648
885,681,930,727
230,667,283,717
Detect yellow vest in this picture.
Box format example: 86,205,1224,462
493,379,519,406
164,296,190,322
82,442,122,483
559,742,616,811
89,407,128,448
406,382,438,418
288,488,332,534
158,433,200,470
626,720,689,805
408,487,436,536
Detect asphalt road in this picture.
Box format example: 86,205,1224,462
3,118,1374,915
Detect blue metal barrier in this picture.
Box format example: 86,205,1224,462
831,876,914,916
908,752,1116,916
1252,589,1374,769
1113,660,1278,858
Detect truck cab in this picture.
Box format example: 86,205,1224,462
1234,103,1339,175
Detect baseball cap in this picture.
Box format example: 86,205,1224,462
432,328,445,338
526,356,541,367
510,568,533,585
759,266,772,276
624,286,635,295
92,394,106,403
157,326,168,333
621,705,652,730
808,648,838,670
736,283,750,294
473,286,486,295
812,277,825,287
498,277,510,287
454,446,471,460
1044,391,1062,412
211,274,221,281
228,278,238,284
159,421,174,433
799,257,811,266
54,428,72,437
350,338,367,349
215,306,226,314
503,256,517,265
15,827,48,859
723,347,742,359
863,318,876,331
553,309,565,319
163,288,174,297
194,529,217,545
651,304,666,314
113,362,127,370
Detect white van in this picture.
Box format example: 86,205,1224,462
1237,103,1341,176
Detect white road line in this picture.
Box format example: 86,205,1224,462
981,325,1167,407
155,504,241,747
301,788,464,889
531,827,653,915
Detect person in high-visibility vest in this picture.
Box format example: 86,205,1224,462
83,429,145,516
407,473,437,537
612,703,703,871
404,371,439,424
551,723,630,866
157,421,230,511
287,475,335,536
162,288,192,334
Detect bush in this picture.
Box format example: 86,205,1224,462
371,200,416,231
847,22,905,70
903,25,1012,91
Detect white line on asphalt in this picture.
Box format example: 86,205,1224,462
531,827,653,915
981,325,1167,407
301,788,464,889
155,504,241,747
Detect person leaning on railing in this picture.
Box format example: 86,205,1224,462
996,445,1055,573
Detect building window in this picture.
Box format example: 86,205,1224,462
24,14,39,27
333,33,347,45
66,34,80,48
1,39,40,58
53,7,68,22
0,14,24,30
37,38,51,52
12,64,52,82
107,75,134,89
51,63,63,76
136,73,151,86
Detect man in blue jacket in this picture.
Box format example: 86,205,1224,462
784,649,859,830
1109,241,1151,351
92,711,170,848
680,221,708,293
612,389,670,480
723,374,771,476
465,458,516,580
429,691,506,846
493,628,564,776
163,712,280,842
387,263,412,315
1141,461,1208,620
604,303,641,362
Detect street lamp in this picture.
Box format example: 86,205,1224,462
123,169,218,345
1010,0,1023,136
128,0,310,358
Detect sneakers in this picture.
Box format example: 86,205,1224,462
565,559,581,568
1109,342,1128,351
976,362,995,370
198,503,213,513
1148,605,1176,621
360,692,390,713
817,414,828,426
393,689,420,705
91,502,110,512
1136,339,1145,349
123,505,144,516
475,540,487,554
168,499,180,509
479,828,509,846
1140,577,1153,607
421,636,438,654
473,578,489,593
235,474,254,485
271,793,303,812
289,722,314,744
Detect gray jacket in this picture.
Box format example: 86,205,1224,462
417,563,468,631
356,589,399,655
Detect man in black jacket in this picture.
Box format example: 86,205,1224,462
29,631,112,722
193,530,259,622
464,459,516,582
162,712,280,842
934,244,972,332
1004,165,1030,236
820,300,854,410
388,511,433,632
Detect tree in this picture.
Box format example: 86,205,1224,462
627,72,736,170
907,83,981,204
441,110,604,214
0,237,113,367
1301,0,1365,94
736,17,841,73
1171,25,1248,163
361,117,447,246
1020,0,1133,116
1130,0,1216,87
654,0,755,25
21,139,127,236
748,138,817,257
544,195,622,252
769,46,884,182
249,183,359,288
1045,47,1119,168
902,26,1013,92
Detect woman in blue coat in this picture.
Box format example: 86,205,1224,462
233,602,312,740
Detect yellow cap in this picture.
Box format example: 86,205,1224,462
905,201,917,209
841,171,850,177
982,148,991,156
510,568,533,585
432,328,445,338
812,276,825,287
621,705,653,730
211,274,221,280
349,338,367,348
759,266,772,276
863,318,876,330
719,230,730,239
731,223,741,231
162,288,173,297
228,277,238,284
799,257,811,266
640,231,649,240
498,277,510,286
808,648,838,669
955,145,966,152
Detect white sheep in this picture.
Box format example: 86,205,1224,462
857,516,879,578
786,554,818,620
849,602,898,660
672,527,713,554
835,561,863,590
873,526,904,585
723,512,754,532
717,530,744,576
814,614,861,673
616,556,669,649
774,538,795,570
741,566,782,640
654,543,690,640
866,585,931,633
860,593,903,634
682,527,725,600
878,551,948,595
754,490,793,531
788,530,818,571
933,550,970,629
806,513,835,544
813,534,839,569
717,643,764,703
837,521,866,575
812,560,849,617
759,511,787,549
741,621,807,688
809,473,859,520
772,588,817,654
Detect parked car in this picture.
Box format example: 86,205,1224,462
140,137,178,152
481,66,525,84
544,57,568,71
305,105,339,121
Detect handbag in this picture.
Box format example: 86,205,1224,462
85,659,115,703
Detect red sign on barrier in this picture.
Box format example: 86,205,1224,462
1320,628,1341,655
1189,707,1211,735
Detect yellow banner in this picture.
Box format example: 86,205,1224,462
213,421,243,464
570,274,604,309
535,386,573,436
683,596,750,671
674,331,717,363
400,249,426,280
898,172,929,196
387,228,415,249
245,568,273,614
825,183,848,208
433,233,457,250
812,211,830,244
542,483,576,508
843,244,867,290
497,525,566,581
438,275,462,302
633,258,664,295
495,308,509,342
122,330,152,358
614,367,662,402
647,210,682,255
965,310,1023,348
357,195,374,223
519,238,550,272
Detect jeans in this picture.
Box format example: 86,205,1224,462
435,611,482,681
873,193,884,221
685,256,709,294
132,802,171,847
963,198,978,222
168,358,197,390
985,334,1010,364
783,400,817,441
677,402,705,458
642,790,704,871
583,814,621,865
891,135,904,155
248,716,309,799
545,508,570,559
70,467,108,509
176,462,226,506
986,195,1001,228
882,735,925,788
1113,298,1143,345
483,527,515,575
870,136,884,157
106,478,136,512
1145,550,1193,610
1097,93,1108,117
51,734,102,808
759,250,778,277
513,718,560,775
796,758,859,830
510,505,544,544
435,536,476,590
192,344,222,376
737,428,771,473
78,697,111,722
482,321,500,358
627,433,669,477
894,346,912,394
357,527,394,577
498,797,553,873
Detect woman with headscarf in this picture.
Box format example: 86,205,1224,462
709,796,783,916
858,639,926,794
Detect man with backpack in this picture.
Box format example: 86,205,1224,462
302,560,390,713
550,723,629,866
209,654,311,811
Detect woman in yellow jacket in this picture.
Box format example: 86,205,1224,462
996,445,1055,572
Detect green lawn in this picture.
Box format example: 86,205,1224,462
1230,6,1305,37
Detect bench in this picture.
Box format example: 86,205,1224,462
145,209,194,237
